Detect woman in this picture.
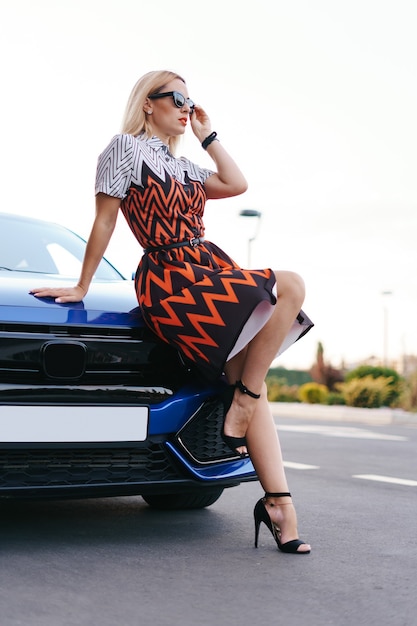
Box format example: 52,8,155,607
31,70,313,554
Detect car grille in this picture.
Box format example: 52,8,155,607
0,324,189,389
175,396,241,465
0,443,180,489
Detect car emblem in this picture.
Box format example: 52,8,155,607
41,341,87,380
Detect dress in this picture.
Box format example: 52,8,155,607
95,133,313,380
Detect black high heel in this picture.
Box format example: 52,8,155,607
254,492,311,554
221,380,260,458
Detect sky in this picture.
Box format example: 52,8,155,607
1,0,416,371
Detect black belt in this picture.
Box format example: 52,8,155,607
143,236,205,254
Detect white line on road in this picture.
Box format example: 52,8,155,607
278,424,407,442
284,461,319,470
353,474,417,487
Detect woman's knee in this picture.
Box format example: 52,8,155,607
274,270,305,305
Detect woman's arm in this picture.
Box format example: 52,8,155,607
203,139,248,199
30,193,121,303
191,105,248,199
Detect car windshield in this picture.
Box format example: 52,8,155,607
0,215,124,280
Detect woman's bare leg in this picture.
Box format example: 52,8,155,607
223,270,310,552
223,270,305,450
224,366,310,552
246,390,310,551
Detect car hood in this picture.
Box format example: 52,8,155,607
0,272,143,327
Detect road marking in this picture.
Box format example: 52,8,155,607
354,474,417,487
284,461,319,470
278,424,407,442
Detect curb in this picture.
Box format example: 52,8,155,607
270,402,417,426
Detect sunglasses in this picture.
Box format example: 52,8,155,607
148,91,195,113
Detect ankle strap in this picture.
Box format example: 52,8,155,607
264,492,292,498
235,380,261,399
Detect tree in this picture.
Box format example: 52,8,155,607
310,342,344,391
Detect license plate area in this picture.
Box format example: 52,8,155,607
0,405,149,443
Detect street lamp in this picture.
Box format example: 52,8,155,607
239,209,262,267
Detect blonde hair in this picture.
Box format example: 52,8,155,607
121,70,186,154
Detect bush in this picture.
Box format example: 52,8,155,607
266,376,300,402
335,375,394,408
326,392,346,406
345,365,401,406
298,382,329,404
398,370,417,412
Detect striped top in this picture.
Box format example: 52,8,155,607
95,133,213,198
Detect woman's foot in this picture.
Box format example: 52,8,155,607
222,382,260,456
264,495,311,553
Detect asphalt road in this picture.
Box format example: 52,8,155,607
1,414,416,626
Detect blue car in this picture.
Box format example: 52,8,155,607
0,212,256,508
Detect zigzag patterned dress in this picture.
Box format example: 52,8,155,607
95,134,313,380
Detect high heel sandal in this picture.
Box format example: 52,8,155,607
254,492,311,554
221,380,260,458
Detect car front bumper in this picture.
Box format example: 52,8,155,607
0,384,257,499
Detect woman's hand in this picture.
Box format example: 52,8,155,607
190,104,212,143
29,284,87,303
190,105,248,200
